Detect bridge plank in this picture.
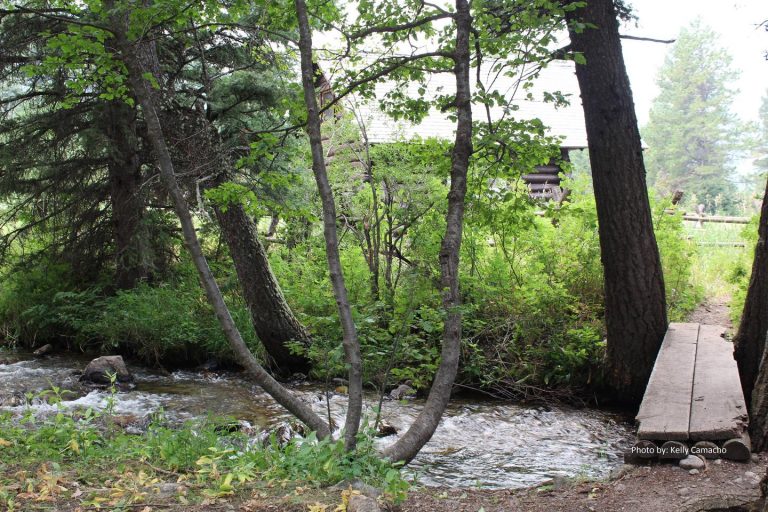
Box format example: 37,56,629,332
636,322,699,441
689,324,748,441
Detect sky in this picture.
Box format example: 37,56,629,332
620,0,766,126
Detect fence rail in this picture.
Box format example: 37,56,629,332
664,210,751,225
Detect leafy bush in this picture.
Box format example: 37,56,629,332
81,278,261,365
0,257,261,366
0,259,84,345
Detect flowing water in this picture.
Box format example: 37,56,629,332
0,350,633,488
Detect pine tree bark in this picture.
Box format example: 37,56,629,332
566,0,668,405
382,0,472,464
749,347,768,452
211,194,312,374
734,175,768,408
102,101,149,290
295,0,363,451
108,9,330,438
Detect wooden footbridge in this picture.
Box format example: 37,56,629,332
633,323,751,461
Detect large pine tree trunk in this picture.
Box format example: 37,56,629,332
566,0,668,405
157,74,312,376
734,176,768,408
749,348,768,452
212,196,312,374
102,101,149,290
109,11,330,438
382,0,472,464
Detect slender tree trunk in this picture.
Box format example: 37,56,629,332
383,181,395,297
109,15,330,438
383,0,472,464
734,176,768,408
295,0,363,451
102,101,149,290
266,213,280,238
212,194,312,375
566,0,668,406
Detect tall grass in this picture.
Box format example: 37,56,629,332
683,218,757,324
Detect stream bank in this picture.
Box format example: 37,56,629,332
0,349,631,490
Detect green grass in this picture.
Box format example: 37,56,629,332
0,387,408,511
683,220,755,322
683,220,749,245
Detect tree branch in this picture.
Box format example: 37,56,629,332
619,34,674,44
350,12,453,40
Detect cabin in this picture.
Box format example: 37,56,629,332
319,60,588,200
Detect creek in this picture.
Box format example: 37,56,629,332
0,350,633,488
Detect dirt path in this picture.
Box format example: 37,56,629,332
687,296,733,330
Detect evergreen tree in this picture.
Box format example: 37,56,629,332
565,0,668,406
643,20,742,213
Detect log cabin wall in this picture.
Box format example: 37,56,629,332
522,148,572,201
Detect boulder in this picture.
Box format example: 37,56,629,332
679,455,706,471
389,382,415,400
0,392,24,407
376,420,398,437
33,344,54,357
347,494,380,512
80,355,133,385
287,372,307,384
259,422,301,448
330,479,382,500
150,482,187,499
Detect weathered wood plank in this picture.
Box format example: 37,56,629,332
636,322,699,441
689,324,748,441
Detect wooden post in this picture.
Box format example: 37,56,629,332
722,432,751,461
625,439,659,463
695,204,705,229
692,441,722,459
659,440,689,460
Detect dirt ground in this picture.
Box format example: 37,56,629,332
686,296,733,330
27,456,765,512
182,455,768,512
398,455,766,512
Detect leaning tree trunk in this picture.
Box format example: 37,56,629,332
212,195,312,375
734,175,768,408
566,0,668,406
161,103,313,375
383,0,472,464
295,0,363,451
102,100,149,290
109,14,330,439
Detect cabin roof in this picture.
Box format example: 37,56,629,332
330,59,588,149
